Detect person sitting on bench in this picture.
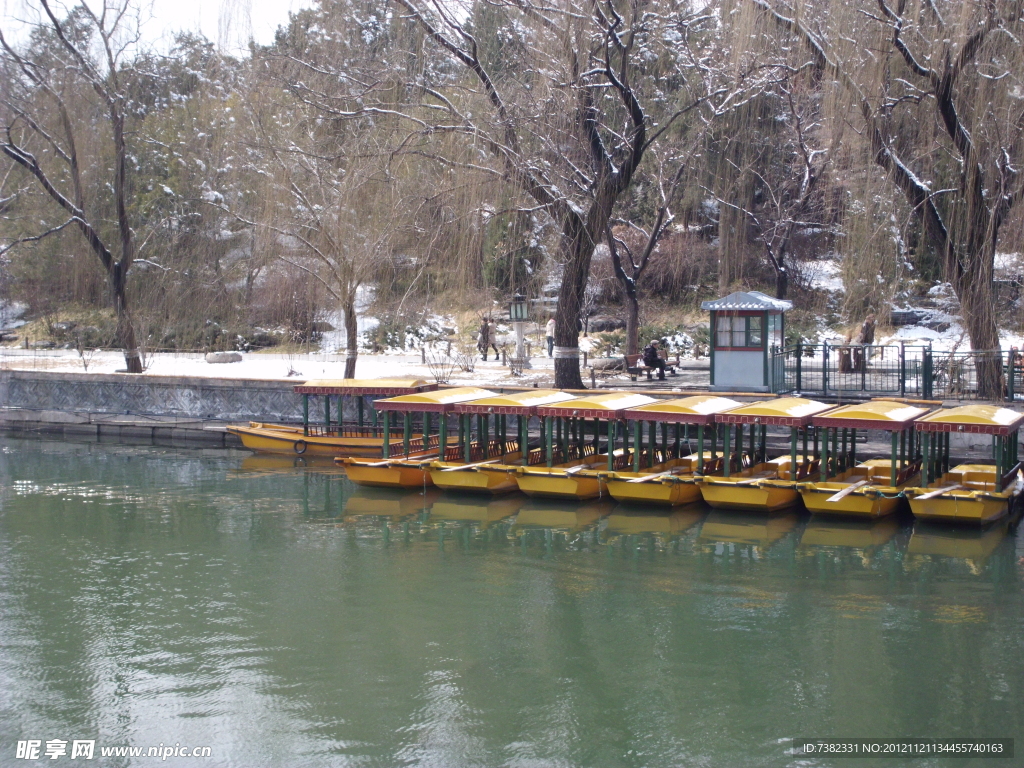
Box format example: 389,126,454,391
642,339,668,380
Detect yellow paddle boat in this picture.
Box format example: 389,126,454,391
797,400,930,518
339,387,497,488
603,396,743,506
430,389,579,494
905,405,1024,524
514,391,658,499
696,397,835,511
228,378,437,457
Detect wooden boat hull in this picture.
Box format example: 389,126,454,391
342,459,433,489
430,461,521,494
906,465,1017,524
798,481,910,518
698,478,800,512
798,459,916,518
606,475,701,506
228,423,386,458
515,470,606,500
908,493,1009,524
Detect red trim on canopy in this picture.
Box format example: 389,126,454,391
293,384,437,396
915,421,1022,436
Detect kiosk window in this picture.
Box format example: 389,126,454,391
715,315,764,348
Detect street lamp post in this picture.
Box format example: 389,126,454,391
509,293,531,371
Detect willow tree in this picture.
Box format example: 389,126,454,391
0,1,146,371
371,0,742,388
751,0,1024,396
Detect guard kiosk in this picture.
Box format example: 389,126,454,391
702,291,791,392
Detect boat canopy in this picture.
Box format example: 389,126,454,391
716,397,833,426
373,386,496,413
293,378,437,396
811,400,929,430
453,389,579,416
622,395,743,425
535,391,657,419
914,404,1024,436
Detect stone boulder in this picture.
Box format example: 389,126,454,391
206,351,243,364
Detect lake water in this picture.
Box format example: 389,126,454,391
1,436,1023,767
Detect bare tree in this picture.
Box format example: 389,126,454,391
708,79,832,299
752,0,1024,395
365,0,744,388
0,0,148,371
606,154,686,355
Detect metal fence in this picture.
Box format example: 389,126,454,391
771,344,1024,402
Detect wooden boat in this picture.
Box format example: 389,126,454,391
430,389,578,494
605,395,742,506
339,387,496,488
228,378,437,457
798,400,930,518
695,397,834,511
904,405,1024,524
513,391,658,499
698,510,799,549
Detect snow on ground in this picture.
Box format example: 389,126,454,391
0,301,27,329
803,258,844,292
0,347,570,387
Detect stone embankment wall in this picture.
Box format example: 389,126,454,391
0,370,309,445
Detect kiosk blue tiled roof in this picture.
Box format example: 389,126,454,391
701,291,793,311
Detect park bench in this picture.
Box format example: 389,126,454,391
624,351,678,381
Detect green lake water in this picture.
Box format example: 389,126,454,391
1,436,1023,767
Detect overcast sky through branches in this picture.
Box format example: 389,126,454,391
0,0,308,54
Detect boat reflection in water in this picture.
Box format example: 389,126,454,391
342,486,441,521
427,495,525,530
906,518,1014,574
799,515,900,558
234,454,343,476
510,499,615,535
699,510,799,551
601,504,706,545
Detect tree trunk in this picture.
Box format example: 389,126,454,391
954,246,1003,399
554,214,605,390
110,264,143,373
775,265,788,301
624,291,640,356
343,295,358,379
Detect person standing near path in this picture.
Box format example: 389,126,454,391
546,316,556,358
478,318,499,361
